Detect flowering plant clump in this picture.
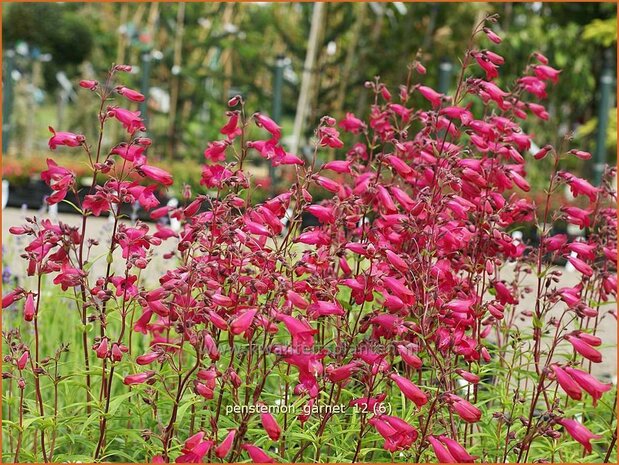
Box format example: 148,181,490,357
2,15,617,463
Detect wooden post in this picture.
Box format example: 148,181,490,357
167,2,186,158
290,2,326,156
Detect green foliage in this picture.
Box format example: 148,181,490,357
576,107,618,153
583,18,618,47
3,3,94,90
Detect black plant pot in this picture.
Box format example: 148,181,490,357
4,180,171,222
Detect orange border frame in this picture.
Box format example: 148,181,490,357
0,2,617,465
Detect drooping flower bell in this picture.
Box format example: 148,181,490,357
48,126,85,150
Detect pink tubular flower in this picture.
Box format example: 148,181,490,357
382,276,415,301
572,332,602,347
116,86,145,102
569,149,592,160
474,52,499,80
397,345,422,369
564,367,612,406
260,408,282,440
381,415,418,451
83,192,111,216
53,264,86,290
215,429,236,458
563,174,599,202
220,111,241,138
17,351,29,370
427,435,456,463
107,106,145,134
4,289,26,309
111,143,146,163
385,250,408,272
389,373,428,408
558,418,601,453
368,415,417,452
438,435,477,463
277,314,316,349
201,164,233,188
79,79,98,90
316,175,341,194
528,102,549,120
567,242,596,260
551,365,582,401
204,140,229,162
567,256,593,277
339,112,365,133
254,113,281,139
533,64,561,83
242,444,274,463
455,369,479,384
534,52,549,64
139,165,174,186
114,64,132,72
229,308,257,335
135,183,159,208
307,300,345,318
150,206,171,220
195,382,214,399
48,126,85,150
323,160,351,174
296,230,331,247
123,370,155,385
182,432,205,452
176,433,213,463
318,126,344,148
307,204,336,224
326,362,359,383
518,76,547,98
440,106,473,124
385,155,412,177
566,335,603,363
94,337,109,359
483,27,502,44
534,145,553,160
449,395,482,423
417,85,443,108
24,293,35,321
562,206,592,229
287,290,309,310
136,351,160,365
244,219,272,237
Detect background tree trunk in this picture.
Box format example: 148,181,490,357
167,3,186,159
290,2,326,156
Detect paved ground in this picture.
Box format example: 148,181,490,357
2,207,616,379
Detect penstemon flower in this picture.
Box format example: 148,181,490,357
2,13,616,464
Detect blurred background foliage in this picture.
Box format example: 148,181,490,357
2,2,616,197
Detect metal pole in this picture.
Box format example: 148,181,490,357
438,58,453,94
593,50,615,186
3,50,15,154
140,50,152,129
270,55,286,194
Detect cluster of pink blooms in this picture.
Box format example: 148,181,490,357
3,16,616,463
